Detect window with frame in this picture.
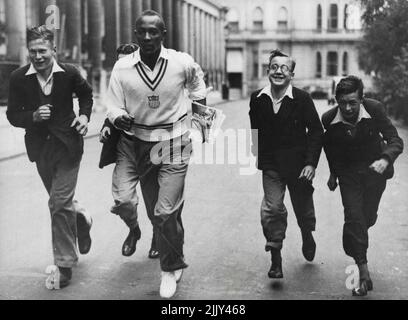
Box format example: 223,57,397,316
277,7,288,30
253,7,264,32
327,51,338,76
316,52,322,78
0,0,5,24
342,52,349,76
317,4,322,31
328,4,338,31
252,49,259,79
227,8,239,33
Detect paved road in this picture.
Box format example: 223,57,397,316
0,99,407,300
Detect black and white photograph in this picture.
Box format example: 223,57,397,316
0,0,407,304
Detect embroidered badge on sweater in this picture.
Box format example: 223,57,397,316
135,59,168,110
147,94,160,109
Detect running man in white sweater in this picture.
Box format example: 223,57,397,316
106,10,207,299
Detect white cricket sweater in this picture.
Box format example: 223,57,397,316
106,46,207,142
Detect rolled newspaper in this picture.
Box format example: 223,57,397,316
191,101,225,143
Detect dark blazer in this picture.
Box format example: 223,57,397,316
7,62,93,162
321,98,404,179
249,86,324,178
98,118,120,169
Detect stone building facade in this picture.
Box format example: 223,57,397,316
221,0,371,98
0,0,227,99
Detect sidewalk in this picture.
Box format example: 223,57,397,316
0,91,225,161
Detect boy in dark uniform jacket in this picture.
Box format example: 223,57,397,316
7,26,93,290
249,49,324,279
322,76,403,296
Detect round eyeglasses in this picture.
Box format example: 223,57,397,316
269,64,291,74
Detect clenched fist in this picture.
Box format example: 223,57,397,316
299,165,316,182
71,115,89,136
369,158,389,175
99,126,111,143
114,114,134,132
33,104,53,123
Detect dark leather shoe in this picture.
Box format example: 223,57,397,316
301,230,316,262
45,266,71,290
122,226,141,257
148,248,159,259
77,213,92,255
353,264,373,296
352,278,373,296
268,249,283,279
148,237,159,259
268,263,283,279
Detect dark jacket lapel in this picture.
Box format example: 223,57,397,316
254,93,276,120
51,71,64,107
24,73,41,109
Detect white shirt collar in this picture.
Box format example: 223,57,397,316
257,84,294,102
331,104,372,125
25,60,65,77
132,45,169,65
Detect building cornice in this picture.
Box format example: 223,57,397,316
183,0,226,17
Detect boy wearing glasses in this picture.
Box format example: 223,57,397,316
249,49,324,279
322,76,403,296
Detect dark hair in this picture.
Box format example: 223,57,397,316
268,49,296,72
116,43,138,58
135,10,166,32
26,25,54,46
335,75,364,100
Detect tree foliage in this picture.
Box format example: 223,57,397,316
359,0,408,123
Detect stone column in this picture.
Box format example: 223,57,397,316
132,0,143,42
181,1,188,52
171,0,180,51
88,0,103,73
142,0,150,10
212,16,218,88
201,11,207,71
26,0,40,28
132,0,143,20
66,0,82,65
103,0,119,68
38,0,59,46
5,0,27,65
188,4,195,57
208,15,214,87
339,2,345,31
151,0,162,14
39,0,57,25
194,8,200,64
142,0,151,10
120,0,132,44
323,3,328,32
214,16,219,90
220,14,227,92
163,0,173,48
